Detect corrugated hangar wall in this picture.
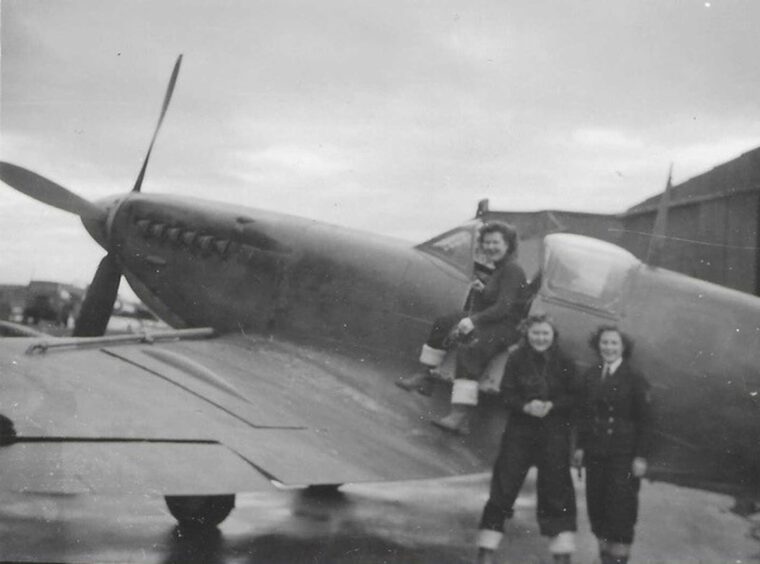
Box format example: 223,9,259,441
620,147,760,296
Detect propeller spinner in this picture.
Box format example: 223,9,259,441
0,55,183,336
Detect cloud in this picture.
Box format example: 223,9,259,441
233,145,351,178
572,128,644,150
3,0,760,292
672,137,760,182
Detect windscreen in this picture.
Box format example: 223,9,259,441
416,221,481,275
542,235,637,314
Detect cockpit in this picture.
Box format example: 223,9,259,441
540,234,639,315
415,220,482,276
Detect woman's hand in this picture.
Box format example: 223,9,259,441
632,457,647,478
470,279,486,292
571,449,584,469
523,400,552,417
523,400,543,417
456,317,475,335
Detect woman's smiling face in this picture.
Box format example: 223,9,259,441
527,321,554,352
481,231,508,262
599,330,624,364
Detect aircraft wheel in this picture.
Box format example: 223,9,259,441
302,484,344,499
164,494,235,528
306,484,341,493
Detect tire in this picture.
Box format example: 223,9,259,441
302,484,344,498
164,494,235,528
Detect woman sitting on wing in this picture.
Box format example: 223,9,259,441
397,221,528,435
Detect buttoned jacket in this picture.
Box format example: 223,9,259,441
578,360,653,458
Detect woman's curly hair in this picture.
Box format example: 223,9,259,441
518,313,558,342
477,221,518,259
588,325,634,359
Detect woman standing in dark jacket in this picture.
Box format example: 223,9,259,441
476,314,579,564
574,326,653,564
397,221,527,434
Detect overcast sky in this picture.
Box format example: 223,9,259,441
2,0,760,295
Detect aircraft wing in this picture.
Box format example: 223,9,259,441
0,333,488,496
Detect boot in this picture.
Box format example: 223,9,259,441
549,531,575,564
605,542,630,564
433,379,478,434
396,370,434,396
476,529,502,564
476,547,496,564
432,404,471,434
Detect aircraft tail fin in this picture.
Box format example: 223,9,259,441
645,164,674,267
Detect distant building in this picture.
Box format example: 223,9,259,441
0,284,27,321
620,147,760,296
483,146,760,296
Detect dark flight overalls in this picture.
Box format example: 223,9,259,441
424,257,527,380
479,345,579,537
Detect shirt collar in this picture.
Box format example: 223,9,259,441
605,357,623,375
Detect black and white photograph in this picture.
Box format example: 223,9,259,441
1,1,760,562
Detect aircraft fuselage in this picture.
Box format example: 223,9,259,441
96,194,760,494
103,193,471,359
532,234,760,493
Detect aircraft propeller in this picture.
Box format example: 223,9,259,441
132,54,182,193
0,54,183,336
0,163,106,221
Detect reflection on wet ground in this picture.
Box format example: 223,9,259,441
0,472,758,563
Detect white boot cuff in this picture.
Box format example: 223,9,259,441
451,379,479,406
477,529,503,550
419,344,446,367
549,531,576,554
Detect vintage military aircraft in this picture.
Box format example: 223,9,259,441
1,56,760,529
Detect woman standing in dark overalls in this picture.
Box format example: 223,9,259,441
574,326,653,564
476,314,579,564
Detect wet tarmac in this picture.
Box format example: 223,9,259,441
0,471,758,563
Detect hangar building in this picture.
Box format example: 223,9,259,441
486,146,760,297
620,147,760,296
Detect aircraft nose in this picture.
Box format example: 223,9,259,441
81,195,124,250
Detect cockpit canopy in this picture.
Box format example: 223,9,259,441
541,234,639,315
416,220,482,276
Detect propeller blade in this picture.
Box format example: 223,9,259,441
132,54,183,193
72,254,122,337
0,162,106,220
